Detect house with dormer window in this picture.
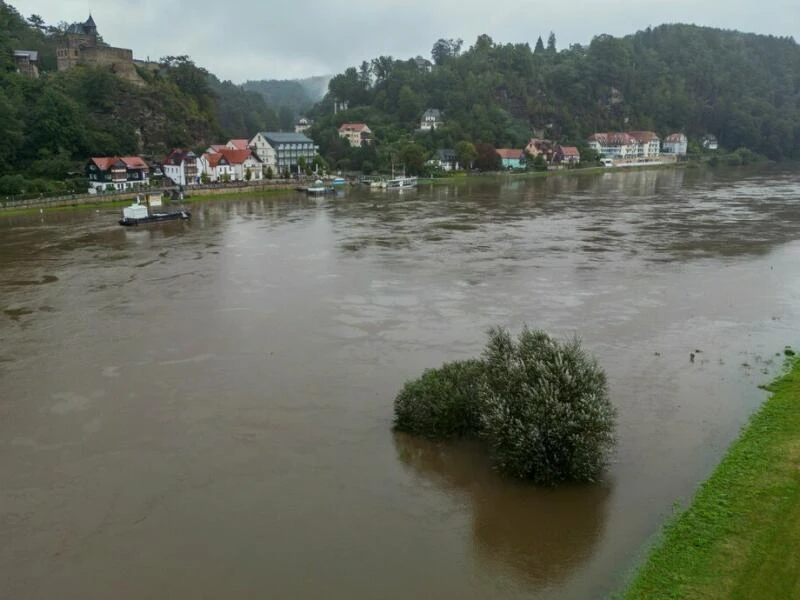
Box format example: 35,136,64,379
163,149,200,186
85,156,149,192
662,133,688,156
420,108,444,131
338,123,373,147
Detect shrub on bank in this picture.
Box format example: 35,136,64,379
392,327,616,485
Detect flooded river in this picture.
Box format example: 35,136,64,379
2,166,800,599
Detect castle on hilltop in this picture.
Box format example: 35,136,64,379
56,15,145,84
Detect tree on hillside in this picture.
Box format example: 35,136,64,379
397,84,423,124
0,93,23,174
328,67,368,107
431,38,464,65
370,56,395,84
547,32,557,54
475,143,501,171
26,14,46,32
26,87,86,158
534,36,545,54
358,61,373,88
398,140,427,175
454,140,477,170
278,105,294,131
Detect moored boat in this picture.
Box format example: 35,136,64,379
118,194,190,226
306,179,328,195
382,176,418,189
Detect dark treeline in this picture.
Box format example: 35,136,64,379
308,24,800,172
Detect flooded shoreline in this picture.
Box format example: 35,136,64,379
2,166,799,599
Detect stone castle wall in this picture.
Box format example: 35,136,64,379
57,43,143,85
80,45,134,66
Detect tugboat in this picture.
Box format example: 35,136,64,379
118,193,190,226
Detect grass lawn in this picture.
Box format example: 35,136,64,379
623,357,800,599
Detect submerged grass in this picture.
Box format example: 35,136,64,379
623,358,800,600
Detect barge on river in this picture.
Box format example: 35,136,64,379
118,193,190,226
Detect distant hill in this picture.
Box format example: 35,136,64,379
243,75,330,116
308,24,800,171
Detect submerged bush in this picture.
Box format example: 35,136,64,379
480,327,615,484
392,327,616,485
393,359,485,439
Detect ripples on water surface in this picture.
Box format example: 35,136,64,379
1,166,800,599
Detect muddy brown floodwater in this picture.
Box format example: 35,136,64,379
2,166,800,599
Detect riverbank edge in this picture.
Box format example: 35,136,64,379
1,162,690,217
423,161,690,186
0,186,296,217
620,356,800,599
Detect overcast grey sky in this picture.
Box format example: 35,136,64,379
19,0,800,82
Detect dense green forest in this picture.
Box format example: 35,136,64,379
0,1,282,194
308,25,800,172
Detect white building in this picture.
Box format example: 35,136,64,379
226,139,249,151
85,156,149,192
249,132,317,175
587,133,638,159
662,133,688,156
200,148,263,181
420,108,444,131
588,131,662,161
199,152,235,182
628,131,662,158
295,118,313,134
163,149,200,186
338,123,372,147
702,135,719,150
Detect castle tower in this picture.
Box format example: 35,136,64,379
83,15,97,42
56,15,98,70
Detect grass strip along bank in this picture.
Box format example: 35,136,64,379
624,358,800,600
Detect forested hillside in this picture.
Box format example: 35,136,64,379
309,25,800,170
0,1,281,193
243,76,329,125
3,0,799,193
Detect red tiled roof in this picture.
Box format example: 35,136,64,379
202,152,226,168
628,131,660,143
588,133,637,146
216,148,256,165
209,144,227,152
90,157,117,170
228,139,249,150
558,146,580,156
120,156,148,169
90,156,148,171
496,148,523,159
339,122,369,132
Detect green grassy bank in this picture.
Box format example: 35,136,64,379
623,357,800,599
0,187,298,217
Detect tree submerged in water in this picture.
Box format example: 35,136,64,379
393,327,616,485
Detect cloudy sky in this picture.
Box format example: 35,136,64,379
19,0,800,82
